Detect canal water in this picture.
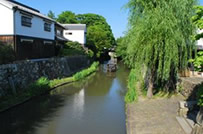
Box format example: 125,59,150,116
0,63,129,134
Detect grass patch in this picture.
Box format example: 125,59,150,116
0,62,99,112
73,62,99,81
153,91,175,98
125,69,138,103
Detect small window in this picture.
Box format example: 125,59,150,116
44,23,51,32
57,30,62,36
21,39,33,43
44,41,52,45
21,16,32,27
65,32,72,35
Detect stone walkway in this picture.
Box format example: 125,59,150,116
126,95,186,134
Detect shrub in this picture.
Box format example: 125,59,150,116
59,41,86,57
26,77,50,97
197,84,203,107
0,44,15,64
73,62,99,81
125,69,138,103
189,51,203,72
65,41,84,50
86,49,94,58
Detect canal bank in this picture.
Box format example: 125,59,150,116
0,62,129,134
0,62,98,113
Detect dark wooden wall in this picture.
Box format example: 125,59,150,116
16,35,55,60
0,35,56,60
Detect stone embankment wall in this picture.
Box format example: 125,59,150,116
0,56,90,96
178,77,203,100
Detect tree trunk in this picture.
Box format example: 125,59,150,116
147,76,153,98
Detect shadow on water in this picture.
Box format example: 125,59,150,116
0,94,66,134
0,62,129,134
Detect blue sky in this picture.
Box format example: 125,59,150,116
17,0,203,39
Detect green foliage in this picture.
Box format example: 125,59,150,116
116,36,128,59
189,51,203,72
73,62,99,81
56,12,115,58
86,24,114,57
59,41,85,56
0,44,15,65
76,13,108,27
77,13,115,58
57,11,78,24
123,0,197,93
197,84,203,106
192,6,203,40
50,77,74,88
59,41,95,58
26,77,50,97
65,41,84,51
47,10,56,20
86,49,94,58
125,69,138,103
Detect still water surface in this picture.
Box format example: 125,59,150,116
0,63,129,134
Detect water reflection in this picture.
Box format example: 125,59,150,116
72,88,85,119
0,62,129,134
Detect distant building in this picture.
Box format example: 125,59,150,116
63,24,87,46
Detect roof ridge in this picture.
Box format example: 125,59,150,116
6,0,40,13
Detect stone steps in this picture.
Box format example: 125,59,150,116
176,116,193,134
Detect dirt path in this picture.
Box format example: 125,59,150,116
126,95,185,134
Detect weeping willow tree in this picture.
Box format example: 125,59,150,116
123,0,197,98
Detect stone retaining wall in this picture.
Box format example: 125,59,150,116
0,56,90,97
178,77,203,100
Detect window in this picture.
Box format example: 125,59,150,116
44,23,51,32
65,32,72,35
21,16,32,27
57,30,62,36
44,41,52,45
21,39,33,43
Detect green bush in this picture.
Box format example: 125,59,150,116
59,48,85,56
189,51,203,72
59,41,86,57
197,84,203,107
26,77,50,97
65,41,84,50
0,44,15,64
73,62,99,81
125,69,138,103
86,49,94,58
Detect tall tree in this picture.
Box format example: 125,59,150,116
192,6,203,40
76,13,107,27
124,0,197,98
77,13,116,58
86,24,114,57
47,10,56,20
57,11,78,24
56,12,116,58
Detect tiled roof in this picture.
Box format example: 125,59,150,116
0,0,54,22
62,24,86,31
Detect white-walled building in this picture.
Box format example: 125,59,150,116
63,24,87,46
0,0,56,59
